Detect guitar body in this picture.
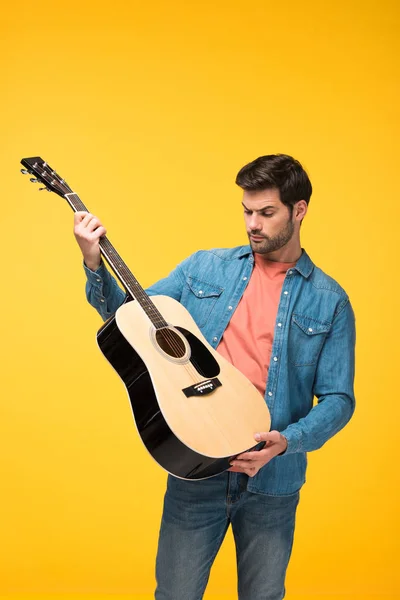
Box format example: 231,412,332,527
97,295,271,480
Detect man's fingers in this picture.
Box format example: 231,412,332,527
74,212,93,234
238,449,270,461
86,217,100,232
228,465,258,476
95,226,107,238
74,211,91,225
80,213,95,227
235,445,274,461
254,431,281,443
230,458,260,469
74,213,106,239
86,217,106,236
74,211,88,224
228,431,285,477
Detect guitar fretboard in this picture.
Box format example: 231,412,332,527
65,192,168,329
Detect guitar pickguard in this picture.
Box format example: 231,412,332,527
176,326,221,378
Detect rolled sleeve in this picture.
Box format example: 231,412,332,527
84,260,126,321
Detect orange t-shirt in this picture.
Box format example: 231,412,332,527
217,254,296,397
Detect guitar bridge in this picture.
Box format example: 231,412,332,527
182,378,222,398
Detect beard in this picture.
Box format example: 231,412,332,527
248,217,295,254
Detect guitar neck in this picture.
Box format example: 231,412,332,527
65,192,168,328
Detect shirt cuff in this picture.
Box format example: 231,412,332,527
279,426,302,455
83,260,110,290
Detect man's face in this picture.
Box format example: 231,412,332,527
242,188,296,254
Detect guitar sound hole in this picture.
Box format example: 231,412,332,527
155,328,186,359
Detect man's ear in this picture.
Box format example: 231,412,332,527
295,200,308,221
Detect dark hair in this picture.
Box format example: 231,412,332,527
235,154,312,214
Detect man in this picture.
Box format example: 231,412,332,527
74,154,356,600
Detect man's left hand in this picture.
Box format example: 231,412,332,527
228,431,288,477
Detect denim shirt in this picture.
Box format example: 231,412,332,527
84,246,355,496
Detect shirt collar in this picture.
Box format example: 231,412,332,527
238,245,314,278
294,249,314,278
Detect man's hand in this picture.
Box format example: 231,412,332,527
74,211,106,271
228,431,288,477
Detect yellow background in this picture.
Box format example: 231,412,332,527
1,0,398,598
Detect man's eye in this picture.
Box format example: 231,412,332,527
262,213,274,218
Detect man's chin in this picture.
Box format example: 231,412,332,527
249,239,269,253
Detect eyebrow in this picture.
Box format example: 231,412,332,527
241,202,276,213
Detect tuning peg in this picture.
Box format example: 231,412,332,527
38,187,51,192
30,178,39,183
21,169,30,175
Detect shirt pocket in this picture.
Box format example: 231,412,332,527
182,276,224,329
288,314,331,366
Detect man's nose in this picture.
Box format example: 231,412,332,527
249,214,261,230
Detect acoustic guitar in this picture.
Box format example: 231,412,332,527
21,157,271,479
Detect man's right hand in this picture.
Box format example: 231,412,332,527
74,211,106,271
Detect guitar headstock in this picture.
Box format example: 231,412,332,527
20,157,73,197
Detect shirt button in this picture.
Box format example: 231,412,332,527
284,291,289,295
243,276,247,281
288,270,293,275
277,323,282,327
308,327,313,332
198,290,203,295
100,298,105,303
268,391,273,397
273,357,278,362
213,336,218,342
228,306,233,310
96,278,101,282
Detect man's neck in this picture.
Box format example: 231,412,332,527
254,243,302,264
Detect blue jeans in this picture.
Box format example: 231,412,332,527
155,472,300,600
